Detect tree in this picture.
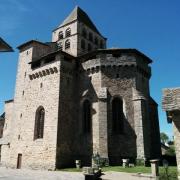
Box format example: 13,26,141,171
165,145,175,156
160,132,169,144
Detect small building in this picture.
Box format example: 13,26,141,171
0,37,13,52
162,88,180,180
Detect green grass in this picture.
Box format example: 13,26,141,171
102,166,151,173
58,166,178,179
57,168,82,172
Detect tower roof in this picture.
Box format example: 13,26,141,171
57,6,102,36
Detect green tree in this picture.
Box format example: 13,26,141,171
166,145,176,156
160,132,169,144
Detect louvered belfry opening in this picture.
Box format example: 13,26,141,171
34,106,45,140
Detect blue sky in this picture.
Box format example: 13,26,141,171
0,0,180,138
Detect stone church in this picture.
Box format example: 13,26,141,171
0,6,161,169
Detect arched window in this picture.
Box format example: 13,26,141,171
34,106,45,140
88,44,92,52
58,31,63,40
65,28,71,37
81,39,85,50
112,97,124,134
82,100,91,133
89,32,93,41
57,42,63,50
65,39,70,49
82,28,87,38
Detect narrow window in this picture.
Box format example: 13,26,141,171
82,100,91,133
112,97,124,134
65,28,71,37
81,39,85,50
57,42,63,50
94,37,98,45
58,31,63,40
88,44,92,52
89,32,93,41
65,39,70,49
18,135,20,140
82,28,87,38
34,106,45,140
17,154,22,169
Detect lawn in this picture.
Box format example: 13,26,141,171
59,166,178,179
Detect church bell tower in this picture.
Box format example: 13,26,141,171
52,6,107,56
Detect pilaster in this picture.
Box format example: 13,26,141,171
133,88,150,163
94,87,108,161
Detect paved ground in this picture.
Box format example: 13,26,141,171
0,167,84,180
0,167,155,180
101,172,156,180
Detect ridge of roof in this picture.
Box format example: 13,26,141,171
17,40,49,50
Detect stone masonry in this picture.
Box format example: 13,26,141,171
162,88,180,179
0,6,161,169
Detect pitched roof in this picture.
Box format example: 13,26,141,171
0,37,13,52
57,6,102,36
17,40,49,50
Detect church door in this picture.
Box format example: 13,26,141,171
17,154,22,169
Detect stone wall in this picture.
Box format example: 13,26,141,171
0,101,14,167
56,57,77,168
162,88,180,179
4,45,61,170
80,52,160,165
149,98,161,158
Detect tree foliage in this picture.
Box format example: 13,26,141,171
160,132,169,144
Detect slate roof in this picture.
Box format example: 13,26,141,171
56,6,102,36
0,37,13,52
162,88,180,112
